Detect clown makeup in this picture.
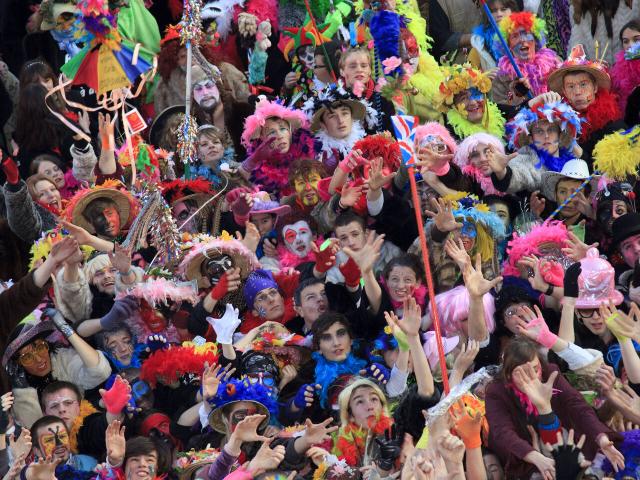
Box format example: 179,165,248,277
139,301,167,333
93,266,118,295
455,90,485,123
293,172,322,207
202,254,234,285
263,118,292,154
246,372,276,390
193,80,220,110
253,288,285,320
386,265,419,303
469,144,492,175
622,27,640,51
228,403,258,432
562,72,597,111
92,206,121,238
490,202,511,232
297,45,315,69
104,330,135,365
172,200,199,233
620,233,640,268
451,221,477,252
531,120,560,156
43,389,80,428
282,220,313,257
508,28,536,61
598,200,629,234
348,386,383,428
39,424,70,461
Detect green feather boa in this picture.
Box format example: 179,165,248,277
446,101,506,140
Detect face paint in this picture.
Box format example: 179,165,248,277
39,425,69,459
293,173,322,206
418,135,447,153
461,221,477,238
230,407,258,431
193,80,220,109
139,301,167,333
201,254,234,285
468,87,484,101
509,29,536,61
92,206,121,238
282,220,313,257
246,372,276,387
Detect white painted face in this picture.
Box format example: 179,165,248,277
193,79,220,109
282,220,313,257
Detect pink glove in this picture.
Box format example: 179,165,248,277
540,260,564,287
527,315,558,349
100,376,131,414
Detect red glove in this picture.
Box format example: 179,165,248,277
209,272,230,301
339,257,362,288
225,187,253,206
1,155,19,185
100,376,131,414
314,244,337,274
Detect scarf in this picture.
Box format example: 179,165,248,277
193,148,236,187
577,90,622,144
315,121,366,160
447,101,505,140
313,351,367,407
611,49,640,112
497,48,560,96
332,414,393,466
530,144,574,172
507,382,561,417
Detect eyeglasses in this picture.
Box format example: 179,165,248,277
18,340,49,366
576,309,598,320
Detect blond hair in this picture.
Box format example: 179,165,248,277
338,377,389,427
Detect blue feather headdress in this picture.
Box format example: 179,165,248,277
448,194,507,240
208,378,279,418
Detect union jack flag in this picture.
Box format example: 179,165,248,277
391,115,419,167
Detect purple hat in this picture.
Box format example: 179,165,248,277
244,269,279,310
250,191,291,217
3,318,56,367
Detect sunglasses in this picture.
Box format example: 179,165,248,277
18,340,49,367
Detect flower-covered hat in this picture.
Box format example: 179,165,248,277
498,12,547,47
506,100,583,150
447,192,507,240
62,179,140,235
175,448,221,480
241,96,309,147
437,64,493,112
179,232,260,288
547,44,611,93
575,248,623,308
207,378,278,433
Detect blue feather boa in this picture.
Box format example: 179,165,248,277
370,10,401,75
105,342,146,371
472,24,503,61
313,351,367,407
530,145,574,173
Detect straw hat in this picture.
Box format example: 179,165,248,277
547,44,611,94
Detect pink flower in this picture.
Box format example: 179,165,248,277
367,40,375,50
382,56,402,74
352,80,365,97
375,77,388,92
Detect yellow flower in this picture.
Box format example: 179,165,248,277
476,76,492,93
455,102,469,118
384,326,392,335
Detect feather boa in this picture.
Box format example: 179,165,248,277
140,343,219,388
498,48,560,96
530,144,574,172
507,382,561,417
370,11,401,75
105,341,146,371
472,24,503,62
460,164,504,196
313,351,367,407
446,101,505,140
332,414,393,466
315,121,366,159
611,50,640,112
69,400,98,453
577,90,622,143
277,238,323,269
599,429,640,478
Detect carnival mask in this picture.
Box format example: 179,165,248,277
230,406,258,431
297,45,315,70
283,220,313,258
202,254,234,285
140,300,168,333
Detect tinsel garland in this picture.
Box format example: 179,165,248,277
180,0,202,45
176,113,199,165
122,184,182,263
446,101,505,140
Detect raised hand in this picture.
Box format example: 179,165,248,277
604,301,640,342
279,364,298,390
530,191,546,218
339,183,364,209
208,268,242,301
450,399,483,449
236,222,261,253
486,144,516,176
514,305,558,349
463,253,502,298
517,255,549,293
2,452,26,480
365,362,390,384
98,112,115,151
48,237,80,267
342,230,384,274
437,432,466,466
563,262,582,299
100,296,139,330
312,239,339,274
338,149,365,174
606,384,640,424
145,334,168,353
541,429,591,479
366,156,396,191
512,363,557,414
105,420,126,467
597,434,625,473
108,244,132,275
424,198,462,233
99,376,132,414
574,191,594,219
293,384,321,409
60,220,93,246
1,154,19,185
338,257,362,289
201,363,235,401
231,414,270,443
302,417,338,445
375,425,402,471
444,237,471,270
452,340,480,376
25,456,58,480
595,364,618,395
247,438,286,476
562,231,598,262
206,303,241,344
8,427,31,460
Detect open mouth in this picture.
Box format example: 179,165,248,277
333,348,345,356
518,45,530,56
295,244,307,253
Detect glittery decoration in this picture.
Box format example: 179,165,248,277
175,113,199,164
180,0,203,45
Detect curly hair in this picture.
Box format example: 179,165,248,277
157,40,221,82
288,159,327,186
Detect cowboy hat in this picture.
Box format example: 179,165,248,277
541,159,599,201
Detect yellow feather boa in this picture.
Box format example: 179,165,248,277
593,125,640,180
446,101,505,140
70,400,99,453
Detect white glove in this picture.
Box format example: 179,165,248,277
206,304,241,345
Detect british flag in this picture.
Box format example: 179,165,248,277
391,115,419,167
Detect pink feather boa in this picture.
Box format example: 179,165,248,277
461,164,504,196
611,50,640,112
498,48,561,96
276,238,323,269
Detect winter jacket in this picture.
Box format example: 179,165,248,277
491,145,545,194
1,180,57,243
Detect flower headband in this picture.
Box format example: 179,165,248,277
437,64,492,111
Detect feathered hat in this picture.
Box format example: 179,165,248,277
506,100,583,150
547,44,611,93
302,84,369,133
243,324,311,370
29,230,94,270
120,278,199,309
175,448,221,480
437,63,493,112
498,12,547,47
161,178,218,207
241,96,309,147
207,378,278,433
179,232,260,288
140,341,219,388
61,179,140,235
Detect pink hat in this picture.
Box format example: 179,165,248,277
250,191,291,217
241,96,309,147
575,247,623,309
414,122,458,155
423,331,459,369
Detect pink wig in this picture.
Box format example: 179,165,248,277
414,122,458,154
428,285,495,337
241,98,309,147
453,133,505,196
502,221,569,277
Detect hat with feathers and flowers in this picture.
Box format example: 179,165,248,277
437,64,493,113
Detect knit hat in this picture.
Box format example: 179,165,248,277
575,248,623,308
243,269,278,310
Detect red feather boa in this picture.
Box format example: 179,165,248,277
334,414,394,466
576,89,622,143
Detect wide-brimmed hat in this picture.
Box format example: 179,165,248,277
3,318,55,367
179,233,260,288
612,212,640,247
574,248,623,309
62,180,139,235
547,44,611,94
249,191,291,217
207,378,277,433
175,448,221,480
241,96,308,147
302,85,367,133
40,0,78,31
541,159,598,201
149,105,185,148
